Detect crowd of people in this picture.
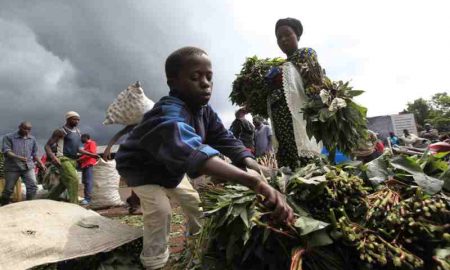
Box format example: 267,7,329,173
1,16,449,270
229,109,274,158
1,112,98,206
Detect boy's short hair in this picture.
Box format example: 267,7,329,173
81,133,90,140
165,47,208,79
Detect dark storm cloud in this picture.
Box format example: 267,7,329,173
0,0,250,145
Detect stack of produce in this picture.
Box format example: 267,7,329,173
230,56,368,162
230,56,285,118
176,152,450,270
301,78,368,160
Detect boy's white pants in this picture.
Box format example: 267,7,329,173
133,176,202,270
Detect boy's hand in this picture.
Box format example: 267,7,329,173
253,179,294,224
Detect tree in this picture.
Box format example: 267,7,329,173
405,92,450,132
431,92,450,115
406,98,431,128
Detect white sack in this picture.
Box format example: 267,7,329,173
103,81,154,125
90,158,125,209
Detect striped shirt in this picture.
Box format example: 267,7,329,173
2,132,39,171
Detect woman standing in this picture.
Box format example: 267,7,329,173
266,18,323,170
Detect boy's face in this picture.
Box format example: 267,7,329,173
171,53,213,108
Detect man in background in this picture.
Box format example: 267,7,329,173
401,129,426,148
253,116,273,157
420,123,439,142
230,108,255,152
1,121,46,205
45,111,97,204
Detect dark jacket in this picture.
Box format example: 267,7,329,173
115,94,253,188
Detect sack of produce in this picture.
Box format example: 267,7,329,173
90,158,124,209
103,81,155,125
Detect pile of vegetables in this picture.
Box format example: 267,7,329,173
230,56,368,162
230,56,285,118
176,152,450,270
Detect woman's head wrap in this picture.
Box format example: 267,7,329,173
275,18,303,40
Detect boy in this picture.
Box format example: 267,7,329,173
78,134,98,205
115,47,293,269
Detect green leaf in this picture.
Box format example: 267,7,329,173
365,155,390,185
347,90,364,97
240,209,249,228
390,155,444,194
262,228,271,244
440,169,450,192
294,216,329,236
307,230,334,247
434,151,450,159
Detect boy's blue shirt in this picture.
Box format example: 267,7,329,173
115,94,253,188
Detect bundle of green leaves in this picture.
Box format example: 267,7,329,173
302,77,368,161
230,56,285,118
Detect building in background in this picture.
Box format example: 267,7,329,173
367,113,418,142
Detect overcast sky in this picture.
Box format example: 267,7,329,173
0,0,449,145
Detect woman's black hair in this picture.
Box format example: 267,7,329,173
275,18,303,40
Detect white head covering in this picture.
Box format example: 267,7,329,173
65,111,80,120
